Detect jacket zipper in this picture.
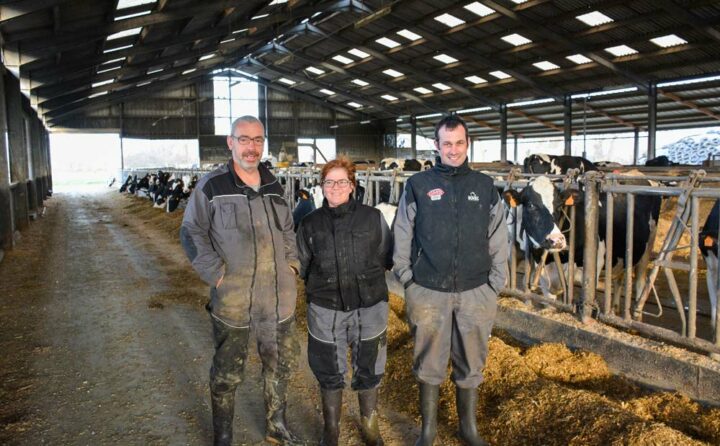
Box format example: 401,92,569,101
247,197,257,319
452,181,459,292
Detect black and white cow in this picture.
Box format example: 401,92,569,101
595,161,623,169
379,158,423,172
119,175,133,193
700,199,720,329
523,154,598,175
503,170,661,300
646,155,677,167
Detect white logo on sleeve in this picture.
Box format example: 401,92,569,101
467,192,479,202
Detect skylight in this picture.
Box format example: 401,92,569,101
103,44,133,53
137,81,152,87
107,27,142,40
417,112,443,119
319,89,335,95
101,57,125,65
220,38,235,44
383,69,404,78
278,77,296,85
571,86,638,99
88,91,108,99
566,54,592,65
381,94,399,101
116,0,155,9
352,79,369,86
92,79,114,88
182,68,196,75
464,2,495,17
605,45,638,57
199,53,216,61
305,66,325,75
650,34,688,48
397,29,422,41
432,83,451,91
576,11,614,27
413,87,432,94
252,13,269,20
533,61,560,71
347,102,363,108
490,70,511,79
97,66,121,74
115,10,150,21
465,75,487,84
510,0,527,3
433,54,458,64
376,37,401,48
269,0,288,4
501,33,531,46
332,54,354,64
147,68,163,74
348,48,370,59
434,13,465,28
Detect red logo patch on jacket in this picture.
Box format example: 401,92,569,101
427,188,445,201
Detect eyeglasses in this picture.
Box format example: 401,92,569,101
230,135,266,145
322,179,352,188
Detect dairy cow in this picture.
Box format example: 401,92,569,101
700,200,720,329
523,154,598,175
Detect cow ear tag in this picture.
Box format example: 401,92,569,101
705,235,715,248
564,195,575,206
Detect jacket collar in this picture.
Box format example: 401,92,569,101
323,197,357,217
433,156,471,177
227,158,277,193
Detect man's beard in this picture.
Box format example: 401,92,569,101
236,151,260,170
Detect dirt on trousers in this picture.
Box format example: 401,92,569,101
0,189,719,446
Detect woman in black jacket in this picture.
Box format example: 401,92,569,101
296,157,392,446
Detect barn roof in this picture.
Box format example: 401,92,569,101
1,0,719,137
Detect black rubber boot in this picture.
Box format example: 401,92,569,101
358,388,384,446
415,383,439,446
320,388,343,446
211,390,234,446
456,387,488,446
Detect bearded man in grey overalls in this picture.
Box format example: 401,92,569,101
393,115,508,446
181,116,301,445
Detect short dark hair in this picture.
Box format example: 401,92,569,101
434,115,468,142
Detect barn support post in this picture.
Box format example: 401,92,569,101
500,104,507,162
647,82,657,161
633,128,640,165
580,171,601,323
604,190,615,315
0,65,14,250
623,193,635,321
563,95,572,156
410,115,417,159
688,195,699,339
567,205,576,305
513,135,518,164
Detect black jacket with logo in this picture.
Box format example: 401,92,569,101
393,158,506,293
297,199,392,311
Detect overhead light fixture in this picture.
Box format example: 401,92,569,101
397,29,422,41
199,53,216,61
490,70,511,79
107,27,142,40
347,102,363,108
278,77,296,85
383,69,403,78
657,74,720,88
507,97,555,108
576,11,614,27
417,112,442,119
650,34,688,48
352,79,369,86
116,0,155,8
605,45,638,57
414,87,433,94
464,2,495,17
566,54,592,65
376,37,401,48
329,124,339,129
97,66,121,74
533,61,560,71
319,89,335,95
433,54,458,64
101,57,125,65
381,94,398,101
432,83,451,91
571,86,638,99
348,48,370,59
115,10,151,21
88,91,108,99
305,66,325,75
252,13,269,20
502,33,531,46
147,68,163,74
92,79,114,88
465,75,487,84
182,68,196,75
360,119,371,124
332,54,354,64
220,38,236,44
457,106,491,114
137,81,152,87
434,13,465,28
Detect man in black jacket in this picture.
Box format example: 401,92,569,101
393,115,507,446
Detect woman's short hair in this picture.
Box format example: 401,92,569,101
321,156,356,185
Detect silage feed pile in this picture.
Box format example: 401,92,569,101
382,292,720,446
